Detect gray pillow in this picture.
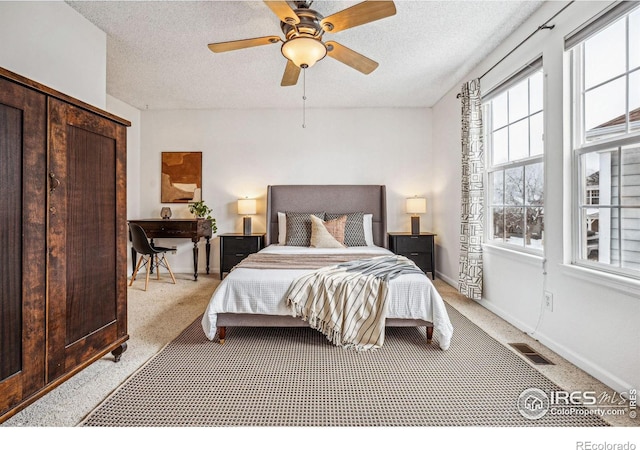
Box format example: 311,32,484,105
325,212,367,246
285,212,325,246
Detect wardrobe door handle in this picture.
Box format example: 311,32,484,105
49,172,60,192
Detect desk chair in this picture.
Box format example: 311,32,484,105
129,223,176,291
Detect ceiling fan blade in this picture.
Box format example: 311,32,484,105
320,1,396,33
208,36,282,53
264,1,300,25
281,60,301,86
325,41,379,74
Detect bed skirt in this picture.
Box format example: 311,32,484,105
216,313,432,328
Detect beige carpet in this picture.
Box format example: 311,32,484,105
80,303,607,427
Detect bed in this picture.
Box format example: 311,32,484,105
202,185,453,350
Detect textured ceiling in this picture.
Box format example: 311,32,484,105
66,0,544,110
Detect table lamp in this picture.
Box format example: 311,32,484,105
406,196,426,235
237,198,257,235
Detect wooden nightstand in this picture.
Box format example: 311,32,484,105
219,233,264,279
388,232,436,280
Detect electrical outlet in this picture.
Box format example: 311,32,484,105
544,291,553,312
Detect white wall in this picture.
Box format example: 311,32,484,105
140,107,433,274
0,1,106,108
432,1,640,394
432,94,463,287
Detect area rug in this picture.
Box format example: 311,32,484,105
80,306,607,427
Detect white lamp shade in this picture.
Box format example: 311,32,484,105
237,198,257,215
281,37,327,68
406,197,427,214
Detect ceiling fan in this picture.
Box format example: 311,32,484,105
208,0,397,86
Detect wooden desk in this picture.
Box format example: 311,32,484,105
128,218,212,280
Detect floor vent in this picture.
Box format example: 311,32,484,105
509,343,554,365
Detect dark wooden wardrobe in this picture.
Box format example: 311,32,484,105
0,67,129,422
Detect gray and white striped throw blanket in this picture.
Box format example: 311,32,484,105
285,255,425,351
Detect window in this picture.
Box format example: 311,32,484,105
569,3,640,277
483,60,544,252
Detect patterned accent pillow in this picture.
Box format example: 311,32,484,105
310,214,346,248
326,212,367,246
285,212,325,246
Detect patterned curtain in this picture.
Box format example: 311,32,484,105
459,79,484,301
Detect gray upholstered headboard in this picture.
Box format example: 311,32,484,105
265,185,387,248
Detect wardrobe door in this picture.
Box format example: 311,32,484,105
0,78,47,415
47,98,127,381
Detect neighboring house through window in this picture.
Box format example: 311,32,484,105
567,2,640,276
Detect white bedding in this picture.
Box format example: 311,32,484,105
202,245,453,350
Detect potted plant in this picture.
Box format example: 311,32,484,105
189,200,218,234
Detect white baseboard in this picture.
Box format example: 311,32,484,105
527,329,634,395
436,271,458,287
137,265,221,277
476,298,634,394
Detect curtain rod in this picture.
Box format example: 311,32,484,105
457,0,575,98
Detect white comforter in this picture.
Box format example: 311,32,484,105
202,245,453,350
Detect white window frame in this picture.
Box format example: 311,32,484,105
483,58,545,255
568,3,640,280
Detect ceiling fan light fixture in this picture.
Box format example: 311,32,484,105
281,36,327,68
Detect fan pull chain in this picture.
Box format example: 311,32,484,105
302,67,306,128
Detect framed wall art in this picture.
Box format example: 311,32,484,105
161,151,202,203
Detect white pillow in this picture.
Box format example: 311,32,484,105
363,213,374,246
277,212,286,245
